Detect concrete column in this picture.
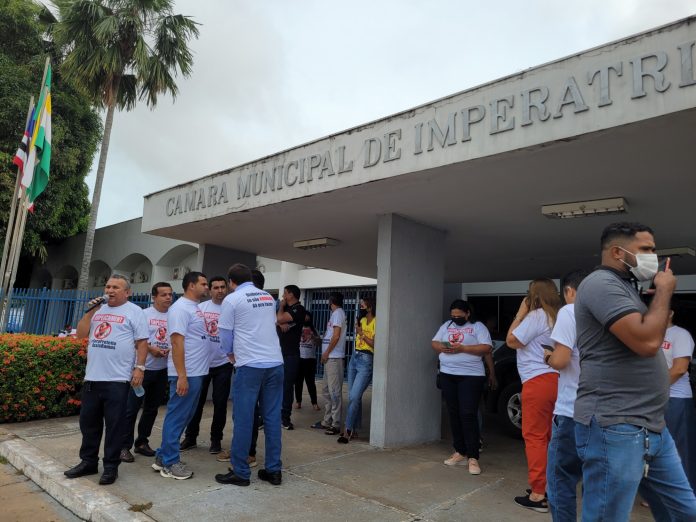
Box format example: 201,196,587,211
371,214,446,448
278,261,302,295
196,244,256,280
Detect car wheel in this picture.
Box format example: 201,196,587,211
497,381,522,438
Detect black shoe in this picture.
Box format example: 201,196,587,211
99,469,118,485
119,449,134,463
215,471,250,486
282,420,294,430
64,461,98,479
209,440,222,454
134,443,156,457
258,468,282,486
180,438,197,451
514,494,549,513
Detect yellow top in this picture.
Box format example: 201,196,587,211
355,317,376,353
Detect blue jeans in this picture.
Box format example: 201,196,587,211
156,376,204,467
547,415,583,522
665,397,696,493
231,364,283,479
575,417,696,521
345,351,373,432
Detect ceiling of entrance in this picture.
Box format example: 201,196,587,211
146,109,696,282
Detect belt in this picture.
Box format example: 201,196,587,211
355,349,373,355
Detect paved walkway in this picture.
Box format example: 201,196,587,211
0,387,654,521
0,460,80,522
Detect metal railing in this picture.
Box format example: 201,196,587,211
304,286,376,378
0,288,153,336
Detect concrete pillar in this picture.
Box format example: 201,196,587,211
278,261,302,295
371,214,446,448
196,244,256,280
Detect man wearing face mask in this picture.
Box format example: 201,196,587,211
573,222,696,520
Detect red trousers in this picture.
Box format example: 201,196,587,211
521,372,558,495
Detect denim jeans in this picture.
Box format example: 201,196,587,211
79,381,130,471
231,364,284,480
547,415,583,522
665,397,696,493
575,417,696,521
122,368,168,450
345,351,373,432
440,372,486,460
281,355,300,423
156,376,204,467
185,362,233,442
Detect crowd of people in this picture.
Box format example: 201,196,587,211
62,263,372,487
433,222,696,521
61,222,696,521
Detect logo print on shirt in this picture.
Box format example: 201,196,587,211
662,340,672,350
155,326,167,342
448,330,464,344
94,322,112,340
206,319,219,336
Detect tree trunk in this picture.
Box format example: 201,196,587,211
77,102,116,291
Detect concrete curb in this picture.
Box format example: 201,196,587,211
0,434,155,522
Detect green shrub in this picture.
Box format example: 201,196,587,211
0,334,87,423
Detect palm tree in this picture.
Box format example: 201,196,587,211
52,0,199,290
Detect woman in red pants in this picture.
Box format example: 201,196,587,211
506,279,561,513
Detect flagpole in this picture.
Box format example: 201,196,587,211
0,98,35,331
0,57,50,332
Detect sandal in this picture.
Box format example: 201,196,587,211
310,421,330,430
337,430,354,444
324,426,340,435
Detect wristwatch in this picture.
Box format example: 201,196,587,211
134,364,146,371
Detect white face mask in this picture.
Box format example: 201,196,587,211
619,247,659,282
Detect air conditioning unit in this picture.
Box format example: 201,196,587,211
173,266,191,280
133,271,149,283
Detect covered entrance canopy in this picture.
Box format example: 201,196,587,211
143,18,696,447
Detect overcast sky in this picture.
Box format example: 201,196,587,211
88,0,695,227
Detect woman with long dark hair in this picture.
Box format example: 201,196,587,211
432,299,492,475
338,297,376,443
506,278,561,513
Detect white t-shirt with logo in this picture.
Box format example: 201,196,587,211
85,301,149,382
199,300,229,368
218,282,283,368
322,308,347,359
167,297,210,377
550,304,579,417
300,326,318,359
513,308,559,383
143,306,170,371
432,321,492,376
661,325,695,399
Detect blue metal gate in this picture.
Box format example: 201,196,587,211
304,286,376,377
0,289,154,335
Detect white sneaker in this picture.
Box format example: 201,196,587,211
443,452,467,466
160,461,193,480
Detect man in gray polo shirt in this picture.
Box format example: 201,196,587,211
574,222,696,521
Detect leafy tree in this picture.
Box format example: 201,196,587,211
53,0,199,290
0,0,102,273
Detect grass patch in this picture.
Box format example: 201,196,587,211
0,455,8,465
129,502,153,512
